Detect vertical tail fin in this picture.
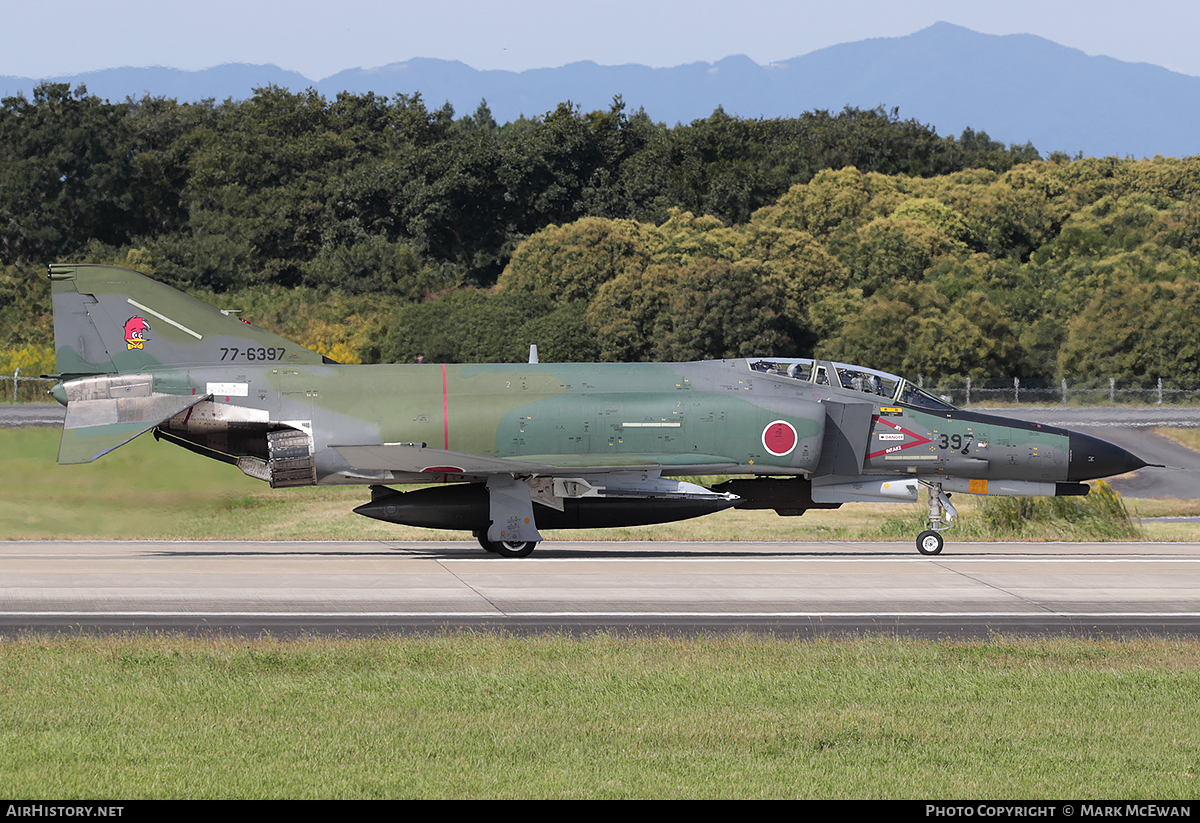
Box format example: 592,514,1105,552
49,263,328,378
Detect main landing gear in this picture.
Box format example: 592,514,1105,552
915,481,958,556
475,532,538,558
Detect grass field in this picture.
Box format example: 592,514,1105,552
1,634,1199,799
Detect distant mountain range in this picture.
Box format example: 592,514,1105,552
3,22,1197,159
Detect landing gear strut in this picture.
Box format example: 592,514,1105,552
915,481,957,556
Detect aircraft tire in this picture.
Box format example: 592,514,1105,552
916,530,944,556
488,540,537,558
475,533,537,557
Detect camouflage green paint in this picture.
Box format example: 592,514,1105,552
45,264,1150,555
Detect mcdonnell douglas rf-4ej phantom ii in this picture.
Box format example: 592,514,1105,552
47,264,1152,556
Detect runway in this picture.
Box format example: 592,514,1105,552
3,539,1200,638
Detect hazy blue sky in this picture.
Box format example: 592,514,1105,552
8,0,1198,79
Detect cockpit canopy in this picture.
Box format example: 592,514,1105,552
746,358,956,412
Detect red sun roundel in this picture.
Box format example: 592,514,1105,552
762,420,798,456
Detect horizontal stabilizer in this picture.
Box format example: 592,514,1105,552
58,393,211,464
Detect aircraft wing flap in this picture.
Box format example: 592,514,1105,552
333,444,558,475
516,453,740,470
57,393,212,465
332,444,740,476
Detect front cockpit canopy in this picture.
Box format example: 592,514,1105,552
747,358,955,412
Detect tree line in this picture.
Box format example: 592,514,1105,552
6,82,1196,388
374,157,1200,390
0,82,1037,285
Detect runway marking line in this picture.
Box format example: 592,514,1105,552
5,611,1200,619
435,556,1200,563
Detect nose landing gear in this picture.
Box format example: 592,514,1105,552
915,481,957,556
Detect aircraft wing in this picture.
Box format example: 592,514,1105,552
58,393,212,464
331,443,740,476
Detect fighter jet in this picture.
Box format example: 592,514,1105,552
46,264,1150,556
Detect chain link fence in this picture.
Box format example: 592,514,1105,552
1,371,57,404
920,376,1197,407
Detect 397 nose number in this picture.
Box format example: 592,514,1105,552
936,433,974,453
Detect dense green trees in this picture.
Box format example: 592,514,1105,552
493,158,1200,383
2,82,1195,385
0,84,189,266
1,84,1038,288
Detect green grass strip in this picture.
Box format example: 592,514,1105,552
1,634,1198,799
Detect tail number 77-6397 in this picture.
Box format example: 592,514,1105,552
220,347,286,362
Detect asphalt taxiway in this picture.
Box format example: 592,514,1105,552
3,539,1200,637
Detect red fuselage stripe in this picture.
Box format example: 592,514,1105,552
442,363,450,450
865,414,933,460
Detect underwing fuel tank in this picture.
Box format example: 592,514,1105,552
354,483,740,531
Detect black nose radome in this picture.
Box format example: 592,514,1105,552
1067,431,1149,481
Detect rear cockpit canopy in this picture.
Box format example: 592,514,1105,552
746,358,956,412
